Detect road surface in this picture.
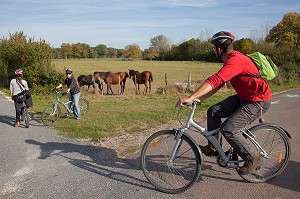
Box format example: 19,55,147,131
0,89,299,198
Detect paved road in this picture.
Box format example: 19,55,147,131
0,89,299,199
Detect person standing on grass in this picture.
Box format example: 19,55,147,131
176,31,272,174
56,68,81,120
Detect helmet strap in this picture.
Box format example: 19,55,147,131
215,45,228,62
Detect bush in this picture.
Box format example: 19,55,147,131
0,31,62,92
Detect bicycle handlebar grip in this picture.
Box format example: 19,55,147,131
182,100,200,106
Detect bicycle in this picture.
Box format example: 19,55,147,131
141,100,291,194
20,100,30,128
41,89,89,125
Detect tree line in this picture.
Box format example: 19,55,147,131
0,12,299,92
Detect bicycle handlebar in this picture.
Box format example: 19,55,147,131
182,99,201,107
52,88,67,96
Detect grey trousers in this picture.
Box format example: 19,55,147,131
207,94,271,161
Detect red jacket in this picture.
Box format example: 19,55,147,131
205,50,272,102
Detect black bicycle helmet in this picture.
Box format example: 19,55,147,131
66,68,73,74
211,31,235,47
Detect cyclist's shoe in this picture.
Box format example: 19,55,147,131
199,145,219,156
238,155,263,174
15,122,20,128
76,117,80,120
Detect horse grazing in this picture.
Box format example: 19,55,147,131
77,75,95,90
128,69,153,95
94,71,129,95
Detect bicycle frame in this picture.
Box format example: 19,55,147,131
173,101,266,166
53,91,74,114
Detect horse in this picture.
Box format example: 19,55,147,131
77,75,95,90
128,69,153,95
93,71,129,95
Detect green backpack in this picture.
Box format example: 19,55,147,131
247,52,279,80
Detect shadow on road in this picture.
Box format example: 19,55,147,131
24,138,299,193
0,115,16,126
25,139,156,191
0,113,45,128
269,160,300,192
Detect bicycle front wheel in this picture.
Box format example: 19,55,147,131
42,104,61,125
237,124,291,183
141,130,201,194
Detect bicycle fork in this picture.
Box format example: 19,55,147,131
167,129,184,163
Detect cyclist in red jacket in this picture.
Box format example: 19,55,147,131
176,31,272,174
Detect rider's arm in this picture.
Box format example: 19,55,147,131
187,82,214,102
177,82,215,106
56,84,63,89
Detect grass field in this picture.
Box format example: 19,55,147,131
48,59,227,139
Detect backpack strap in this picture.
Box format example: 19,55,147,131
238,74,261,78
16,79,25,92
237,54,261,79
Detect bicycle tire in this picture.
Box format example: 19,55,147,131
24,106,29,128
77,98,89,116
42,104,61,125
141,130,201,194
236,124,291,183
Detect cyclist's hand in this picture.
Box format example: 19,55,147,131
176,97,190,107
176,98,200,107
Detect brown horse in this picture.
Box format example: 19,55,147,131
94,71,129,95
128,69,153,94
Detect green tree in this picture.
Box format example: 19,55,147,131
95,44,107,58
266,12,300,47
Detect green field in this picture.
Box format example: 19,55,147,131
48,59,226,139
27,60,230,143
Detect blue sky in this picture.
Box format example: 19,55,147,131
1,0,299,49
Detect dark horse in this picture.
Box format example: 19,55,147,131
94,71,129,95
77,75,95,90
128,69,153,95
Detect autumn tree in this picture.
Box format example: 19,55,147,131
124,44,142,59
72,43,90,59
60,43,72,59
107,47,118,58
143,47,159,60
234,38,255,54
266,12,300,47
150,35,172,59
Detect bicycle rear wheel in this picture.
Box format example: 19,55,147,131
42,104,61,125
141,130,201,194
78,98,89,116
237,124,291,183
